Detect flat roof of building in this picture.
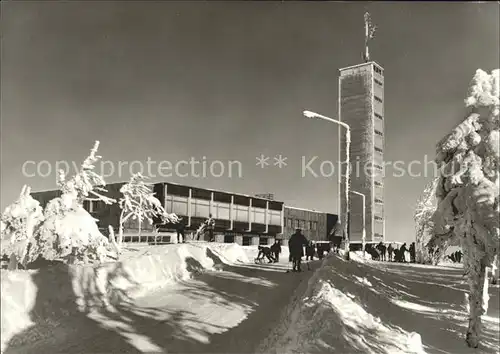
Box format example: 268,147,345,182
339,61,384,72
285,205,325,213
146,181,285,204
31,180,284,204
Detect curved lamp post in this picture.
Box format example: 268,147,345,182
303,110,351,260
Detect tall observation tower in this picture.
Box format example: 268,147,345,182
338,12,385,243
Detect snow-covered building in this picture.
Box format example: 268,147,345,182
31,182,339,246
154,182,284,245
32,182,285,246
339,61,386,243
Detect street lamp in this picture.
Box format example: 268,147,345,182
303,110,352,260
350,190,366,258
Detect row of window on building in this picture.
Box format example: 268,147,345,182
286,218,318,231
165,195,282,225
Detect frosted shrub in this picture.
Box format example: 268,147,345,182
0,185,44,268
432,69,500,348
28,141,115,265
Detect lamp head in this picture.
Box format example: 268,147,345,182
303,110,317,119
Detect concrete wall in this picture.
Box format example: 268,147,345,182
339,62,378,242
283,207,328,243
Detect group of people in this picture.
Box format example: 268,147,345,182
255,229,331,272
446,250,463,263
256,240,283,263
366,242,417,263
255,229,333,272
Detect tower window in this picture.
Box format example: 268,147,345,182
374,66,382,75
375,130,383,137
373,164,383,171
374,96,383,103
375,146,383,153
374,79,383,86
375,113,383,120
375,198,383,204
374,216,383,221
374,181,383,187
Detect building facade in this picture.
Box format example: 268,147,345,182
32,181,285,246
283,206,338,243
31,182,342,246
154,182,284,245
338,61,385,243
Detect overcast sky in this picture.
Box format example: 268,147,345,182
1,1,499,243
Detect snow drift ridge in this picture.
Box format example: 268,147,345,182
0,243,247,352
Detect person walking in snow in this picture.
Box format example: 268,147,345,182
376,242,387,262
393,245,403,262
207,214,216,242
387,243,394,262
288,229,309,272
409,242,416,263
399,243,408,263
176,217,186,243
197,214,215,242
305,241,315,261
270,240,282,263
316,243,325,260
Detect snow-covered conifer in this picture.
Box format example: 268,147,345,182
432,69,499,348
28,141,115,265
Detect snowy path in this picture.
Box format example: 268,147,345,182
6,260,319,354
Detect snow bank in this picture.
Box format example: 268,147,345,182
260,255,425,354
260,253,500,354
208,243,250,264
0,242,247,352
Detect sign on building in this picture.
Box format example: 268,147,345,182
255,193,275,201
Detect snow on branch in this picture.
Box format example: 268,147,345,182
119,173,178,225
432,68,499,348
113,173,178,257
28,141,115,265
0,185,44,268
414,177,439,263
58,141,116,206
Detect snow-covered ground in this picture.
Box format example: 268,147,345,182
1,242,310,353
258,251,500,354
3,243,498,354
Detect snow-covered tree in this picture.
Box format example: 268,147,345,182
0,185,44,269
28,141,116,265
112,173,178,257
414,177,440,264
431,69,499,348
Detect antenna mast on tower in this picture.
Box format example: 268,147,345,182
363,11,377,62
